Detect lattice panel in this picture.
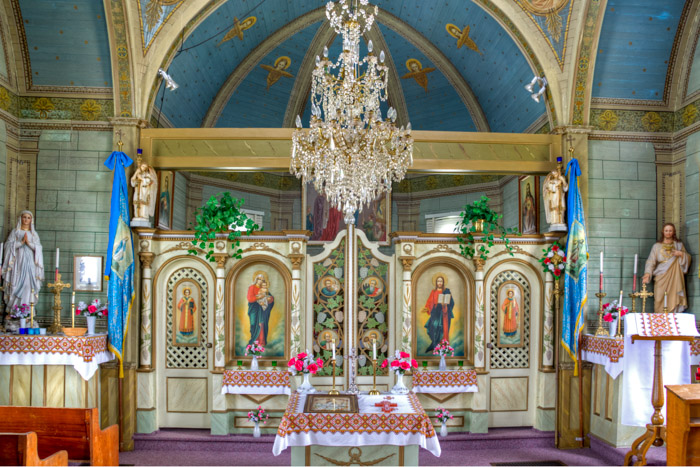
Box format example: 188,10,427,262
356,238,389,376
489,270,530,369
312,239,345,376
166,268,208,369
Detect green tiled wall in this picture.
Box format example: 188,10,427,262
502,177,518,231
35,130,112,318
587,141,657,321
685,132,700,318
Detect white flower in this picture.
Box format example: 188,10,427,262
547,251,554,258
557,250,565,257
548,264,554,271
558,264,565,270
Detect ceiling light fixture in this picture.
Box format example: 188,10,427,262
158,68,179,91
290,0,413,225
524,75,547,103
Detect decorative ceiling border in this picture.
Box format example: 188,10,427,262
8,0,112,97
107,0,133,117
589,94,700,134
681,1,700,104
476,0,558,128
0,13,13,88
513,0,574,70
570,0,603,126
136,0,185,56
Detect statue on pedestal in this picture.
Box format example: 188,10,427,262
642,223,691,313
130,158,158,227
543,158,568,231
3,211,43,311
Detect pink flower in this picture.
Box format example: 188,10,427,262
390,360,399,367
603,312,613,323
295,360,304,372
316,358,324,368
544,257,551,264
411,359,418,368
288,358,296,368
399,361,410,370
297,352,307,359
399,351,410,359
75,309,80,315
307,363,318,374
620,307,629,317
554,269,562,277
87,305,97,313
380,359,388,368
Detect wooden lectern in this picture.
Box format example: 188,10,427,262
666,384,700,466
624,334,695,466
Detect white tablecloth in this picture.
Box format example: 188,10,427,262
0,333,114,380
620,313,699,427
272,393,440,457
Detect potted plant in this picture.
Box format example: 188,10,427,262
381,350,418,394
435,407,453,437
188,193,260,262
456,195,519,261
288,350,324,393
247,405,269,438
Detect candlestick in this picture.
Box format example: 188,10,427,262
328,358,339,395
664,292,668,312
47,273,70,334
368,357,380,395
618,290,623,310
594,292,609,337
616,290,624,339
372,338,376,361
30,288,34,328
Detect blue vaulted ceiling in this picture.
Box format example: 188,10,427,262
17,0,112,87
155,0,545,132
592,0,686,101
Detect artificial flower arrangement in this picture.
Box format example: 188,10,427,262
287,350,324,374
602,300,629,322
9,303,30,319
245,341,265,357
380,350,418,374
539,242,566,277
76,299,108,317
432,339,455,357
247,405,269,424
435,407,453,423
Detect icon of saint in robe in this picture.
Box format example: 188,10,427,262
217,16,257,45
401,58,435,93
177,287,196,337
260,56,294,90
445,23,483,55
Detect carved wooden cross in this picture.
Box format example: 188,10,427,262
374,400,398,413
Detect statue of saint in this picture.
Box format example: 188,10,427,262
642,223,691,313
3,211,44,310
130,162,158,222
543,162,568,229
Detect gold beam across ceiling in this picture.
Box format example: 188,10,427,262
140,128,561,174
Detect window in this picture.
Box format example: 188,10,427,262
425,212,461,234
231,209,264,231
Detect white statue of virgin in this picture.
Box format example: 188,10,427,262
3,210,44,310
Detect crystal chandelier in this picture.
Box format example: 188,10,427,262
290,0,413,224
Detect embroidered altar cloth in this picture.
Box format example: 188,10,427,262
411,369,478,393
222,369,291,395
272,393,440,457
0,333,113,380
580,335,625,378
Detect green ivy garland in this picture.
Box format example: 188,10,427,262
456,195,519,261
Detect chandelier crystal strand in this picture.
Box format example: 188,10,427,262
290,0,413,225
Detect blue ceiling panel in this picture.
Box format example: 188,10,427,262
592,0,686,100
19,0,112,87
215,22,321,128
378,24,475,132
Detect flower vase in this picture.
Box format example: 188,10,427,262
19,318,26,329
86,316,96,335
251,356,259,370
608,318,617,337
253,421,261,438
440,421,448,437
391,373,409,395
297,372,316,394
439,354,447,371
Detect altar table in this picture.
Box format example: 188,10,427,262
273,393,440,465
411,369,478,393
0,333,113,380
221,369,291,395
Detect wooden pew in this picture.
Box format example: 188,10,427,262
0,407,118,466
0,432,68,466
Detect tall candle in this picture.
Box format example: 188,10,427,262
332,339,336,360
55,248,60,281
633,254,638,292
618,290,623,310
664,292,668,308
0,242,4,265
599,251,604,292
372,339,377,360
71,292,75,328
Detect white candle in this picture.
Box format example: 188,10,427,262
72,291,75,304
618,290,623,310
332,339,336,360
600,251,604,273
633,254,638,274
373,340,377,360
55,248,59,267
0,242,4,263
664,292,668,308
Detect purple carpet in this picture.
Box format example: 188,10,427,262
117,427,662,466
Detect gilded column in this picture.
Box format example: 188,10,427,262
399,253,414,354
542,272,555,369
473,258,486,371
213,252,227,370
138,251,155,370
288,242,305,357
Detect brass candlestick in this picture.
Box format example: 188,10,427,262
635,283,654,314
368,359,380,395
629,292,637,314
328,358,339,395
615,306,623,339
47,273,71,334
30,290,34,328
594,292,609,337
